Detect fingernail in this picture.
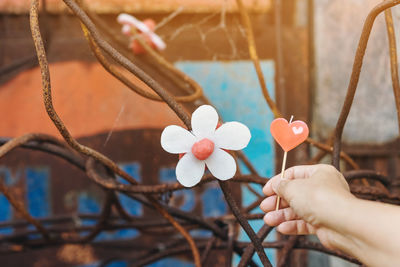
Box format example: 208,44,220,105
264,179,271,189
263,180,271,195
263,213,271,223
259,199,267,210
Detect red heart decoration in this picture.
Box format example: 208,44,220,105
270,118,309,152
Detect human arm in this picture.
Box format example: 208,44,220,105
259,164,400,267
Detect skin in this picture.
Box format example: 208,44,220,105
260,164,400,267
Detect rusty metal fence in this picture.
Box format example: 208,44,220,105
1,0,400,266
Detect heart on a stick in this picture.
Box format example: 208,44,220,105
270,118,309,152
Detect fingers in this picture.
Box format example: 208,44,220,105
262,176,278,196
283,165,317,180
262,175,288,197
276,220,316,235
263,207,299,226
259,195,289,212
262,165,317,196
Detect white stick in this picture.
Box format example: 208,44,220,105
275,115,293,211
275,151,287,210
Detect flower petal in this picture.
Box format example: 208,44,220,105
161,125,196,154
214,122,251,150
176,153,205,187
205,148,236,180
191,105,219,138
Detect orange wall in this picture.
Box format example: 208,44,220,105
0,61,183,138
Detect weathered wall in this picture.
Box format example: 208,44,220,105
313,0,400,144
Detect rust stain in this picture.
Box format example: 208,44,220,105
57,244,97,264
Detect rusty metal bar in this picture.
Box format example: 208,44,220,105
384,8,400,133
0,0,398,265
237,224,273,267
332,0,400,169
0,180,50,241
218,180,272,266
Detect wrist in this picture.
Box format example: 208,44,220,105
313,192,363,256
313,188,356,229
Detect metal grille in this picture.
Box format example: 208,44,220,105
1,0,400,266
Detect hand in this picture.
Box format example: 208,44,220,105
260,164,354,249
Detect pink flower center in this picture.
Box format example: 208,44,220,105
191,138,215,160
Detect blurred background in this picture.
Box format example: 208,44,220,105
0,0,399,266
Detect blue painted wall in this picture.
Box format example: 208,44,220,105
0,167,13,234
176,60,277,265
25,167,51,218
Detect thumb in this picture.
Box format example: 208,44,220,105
271,178,294,200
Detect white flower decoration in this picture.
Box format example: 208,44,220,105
161,105,251,187
117,13,166,51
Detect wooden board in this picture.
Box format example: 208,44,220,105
0,0,271,14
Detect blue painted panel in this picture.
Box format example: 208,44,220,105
95,227,139,241
25,167,50,218
0,167,22,186
189,229,212,238
78,162,141,240
78,192,101,214
176,61,276,265
159,168,216,237
0,194,11,223
76,262,99,267
201,186,227,217
106,228,139,240
117,163,142,216
159,168,175,183
106,261,128,267
78,192,101,229
159,167,195,212
0,167,13,233
148,258,194,267
102,162,142,240
78,193,108,240
78,260,127,267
